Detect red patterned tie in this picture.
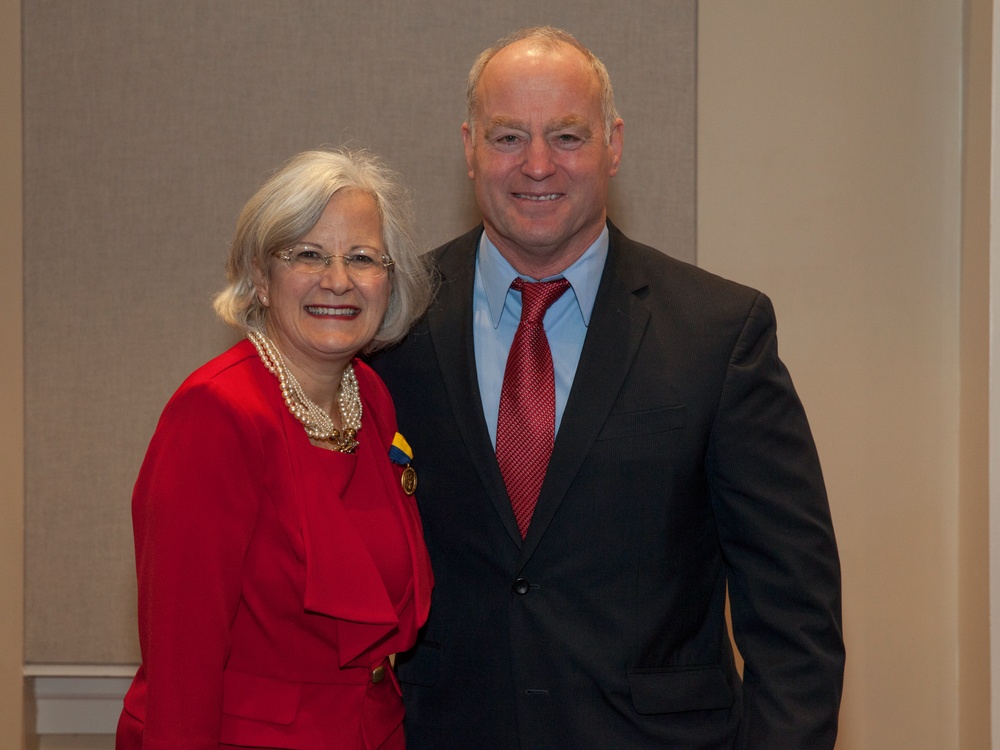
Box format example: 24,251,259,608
496,278,571,538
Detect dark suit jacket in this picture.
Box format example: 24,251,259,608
373,222,844,749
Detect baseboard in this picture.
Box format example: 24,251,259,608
25,666,136,735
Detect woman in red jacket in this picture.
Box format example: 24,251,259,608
117,148,434,749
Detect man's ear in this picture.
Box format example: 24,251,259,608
608,118,624,177
462,122,476,179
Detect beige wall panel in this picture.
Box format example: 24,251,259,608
699,2,972,749
23,1,696,663
959,1,992,747
1,0,24,746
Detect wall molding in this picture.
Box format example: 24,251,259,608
26,666,136,735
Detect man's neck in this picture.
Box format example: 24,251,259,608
484,221,606,280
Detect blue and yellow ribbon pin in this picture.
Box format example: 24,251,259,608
389,432,417,495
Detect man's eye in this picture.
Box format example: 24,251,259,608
494,134,520,145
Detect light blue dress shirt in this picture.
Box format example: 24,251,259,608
473,228,610,448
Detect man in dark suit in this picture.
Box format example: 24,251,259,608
373,26,844,749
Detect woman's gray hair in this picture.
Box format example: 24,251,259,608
466,26,620,144
213,147,433,353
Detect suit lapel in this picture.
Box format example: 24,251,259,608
519,226,651,563
429,225,652,557
427,228,526,546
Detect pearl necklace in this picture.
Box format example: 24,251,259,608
247,331,361,452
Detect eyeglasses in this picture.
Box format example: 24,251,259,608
276,244,395,279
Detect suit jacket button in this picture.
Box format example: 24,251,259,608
512,578,530,595
371,666,386,683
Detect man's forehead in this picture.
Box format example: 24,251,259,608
484,114,590,133
482,40,593,89
475,61,601,119
493,37,577,65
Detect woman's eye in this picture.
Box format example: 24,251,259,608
295,249,322,261
347,253,377,266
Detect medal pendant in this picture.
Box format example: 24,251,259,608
401,466,417,495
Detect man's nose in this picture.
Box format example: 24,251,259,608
522,140,557,180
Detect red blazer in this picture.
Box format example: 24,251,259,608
117,340,432,750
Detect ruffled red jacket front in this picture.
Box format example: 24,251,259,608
117,340,432,749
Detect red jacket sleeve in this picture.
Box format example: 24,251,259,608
131,378,264,749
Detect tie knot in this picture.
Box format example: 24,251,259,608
512,278,570,324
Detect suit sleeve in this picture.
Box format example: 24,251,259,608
705,292,845,749
131,380,264,749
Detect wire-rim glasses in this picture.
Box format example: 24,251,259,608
276,243,395,279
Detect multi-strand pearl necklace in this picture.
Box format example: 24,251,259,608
247,330,361,452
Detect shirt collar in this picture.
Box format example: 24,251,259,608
477,226,609,329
